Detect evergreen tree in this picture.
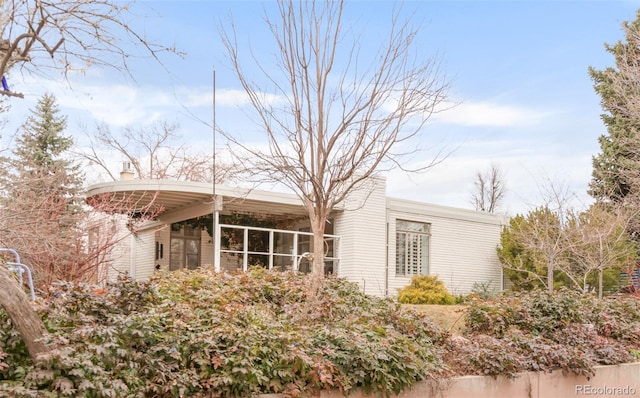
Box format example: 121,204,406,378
589,11,640,203
0,93,86,287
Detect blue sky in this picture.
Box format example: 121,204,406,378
3,0,640,215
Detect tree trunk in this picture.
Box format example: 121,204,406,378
547,259,554,292
312,226,325,278
305,216,327,301
598,268,604,299
0,267,49,360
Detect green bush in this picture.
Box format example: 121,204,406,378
397,275,456,305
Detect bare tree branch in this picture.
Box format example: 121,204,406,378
0,0,181,98
219,0,449,287
563,203,637,298
470,163,506,213
76,121,232,183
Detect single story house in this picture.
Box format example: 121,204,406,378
85,169,507,297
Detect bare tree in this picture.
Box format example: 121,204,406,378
0,187,163,288
0,0,178,98
77,121,230,183
0,189,161,360
563,204,637,298
220,0,448,292
0,0,178,362
499,174,637,296
499,180,579,292
470,163,506,213
499,206,568,292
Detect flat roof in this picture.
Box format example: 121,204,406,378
85,179,310,219
387,196,508,225
86,179,502,225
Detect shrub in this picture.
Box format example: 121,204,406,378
464,288,587,337
461,289,636,378
471,281,497,300
464,299,514,338
0,269,447,397
0,311,32,382
397,275,456,305
445,334,523,378
585,296,640,345
2,271,640,394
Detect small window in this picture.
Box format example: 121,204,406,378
395,220,430,276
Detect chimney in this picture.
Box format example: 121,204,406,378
120,161,134,180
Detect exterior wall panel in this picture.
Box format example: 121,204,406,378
334,177,388,296
387,198,506,296
97,216,131,283
133,231,156,280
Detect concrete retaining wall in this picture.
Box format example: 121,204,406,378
261,362,640,398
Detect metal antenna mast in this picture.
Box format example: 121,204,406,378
213,68,216,198
212,67,220,271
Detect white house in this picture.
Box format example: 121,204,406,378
85,173,506,297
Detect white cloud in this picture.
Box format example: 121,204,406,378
182,87,288,108
63,87,159,126
432,101,550,127
385,150,593,216
183,88,246,108
11,76,179,127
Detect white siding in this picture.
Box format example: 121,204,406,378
156,226,171,271
334,177,388,296
103,238,131,282
96,216,131,283
387,199,506,296
133,231,156,280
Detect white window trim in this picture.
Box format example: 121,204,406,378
395,220,431,277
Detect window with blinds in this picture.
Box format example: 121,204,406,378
395,220,430,276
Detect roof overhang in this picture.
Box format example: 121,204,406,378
85,180,311,224
387,196,508,225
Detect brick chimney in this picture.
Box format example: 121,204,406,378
120,161,134,180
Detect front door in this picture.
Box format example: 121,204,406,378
170,223,201,271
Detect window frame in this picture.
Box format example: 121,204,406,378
395,219,431,277
170,223,201,271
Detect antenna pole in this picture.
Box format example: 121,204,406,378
213,67,216,197
213,68,221,272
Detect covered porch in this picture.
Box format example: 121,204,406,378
85,180,340,278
